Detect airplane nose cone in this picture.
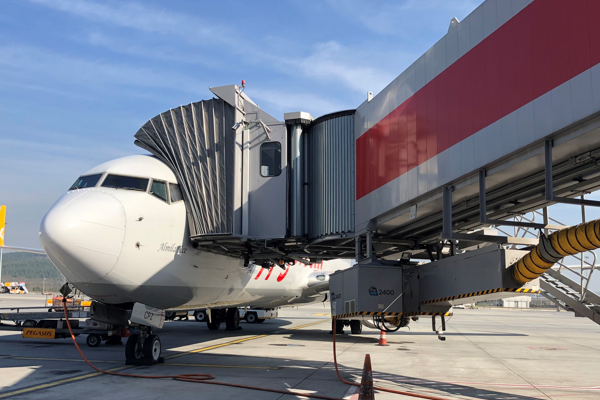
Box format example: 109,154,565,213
40,190,126,283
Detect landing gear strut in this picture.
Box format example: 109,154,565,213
125,327,164,365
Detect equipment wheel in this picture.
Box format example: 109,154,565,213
194,310,207,322
23,320,37,328
245,312,258,324
350,320,362,334
333,319,344,334
225,308,240,330
86,334,102,348
125,334,144,361
207,320,221,330
143,334,161,363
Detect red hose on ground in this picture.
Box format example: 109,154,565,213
62,297,341,400
62,296,457,399
331,320,457,400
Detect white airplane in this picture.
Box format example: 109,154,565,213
18,155,353,364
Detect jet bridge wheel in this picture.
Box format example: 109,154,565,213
350,320,362,334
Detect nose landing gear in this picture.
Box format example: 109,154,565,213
125,327,164,365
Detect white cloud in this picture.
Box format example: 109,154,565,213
249,87,349,119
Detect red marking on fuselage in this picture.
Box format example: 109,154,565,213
277,266,290,282
264,267,275,280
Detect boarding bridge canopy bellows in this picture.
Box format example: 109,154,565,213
134,99,236,238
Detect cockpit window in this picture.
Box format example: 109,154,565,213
150,180,168,202
169,183,183,203
69,174,102,190
101,174,149,191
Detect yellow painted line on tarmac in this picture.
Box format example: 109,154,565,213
0,366,129,399
313,313,331,316
0,319,328,398
164,334,270,360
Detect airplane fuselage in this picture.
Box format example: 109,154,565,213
40,155,347,311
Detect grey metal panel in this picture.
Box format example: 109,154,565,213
307,111,355,239
427,156,439,192
486,119,503,162
388,76,400,115
398,173,408,205
134,99,235,238
551,81,573,133
355,102,368,140
501,110,519,156
457,14,471,59
482,0,498,39
473,127,489,170
437,149,450,186
592,63,600,113
448,144,462,182
370,92,384,129
397,71,408,106
424,46,436,85
417,162,428,196
434,37,447,75
460,135,475,176
469,4,484,50
446,18,459,67
496,0,513,28
517,102,535,149
415,55,426,92
407,168,418,200
571,70,594,123
533,91,553,140
406,64,417,98
512,0,533,16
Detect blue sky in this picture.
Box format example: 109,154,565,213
0,0,483,247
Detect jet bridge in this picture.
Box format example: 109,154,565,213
134,0,600,323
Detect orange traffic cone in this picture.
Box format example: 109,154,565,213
358,354,375,400
377,330,389,346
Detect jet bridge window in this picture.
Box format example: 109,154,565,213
169,183,183,203
150,180,168,203
260,142,281,177
69,174,102,190
101,174,149,191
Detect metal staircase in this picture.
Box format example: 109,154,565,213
541,269,600,325
495,207,600,326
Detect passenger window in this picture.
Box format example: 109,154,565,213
150,180,168,202
260,142,281,177
69,174,102,190
169,183,183,203
101,175,149,191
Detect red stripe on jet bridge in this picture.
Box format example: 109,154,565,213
356,0,600,199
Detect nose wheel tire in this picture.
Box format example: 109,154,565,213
144,335,162,363
125,333,162,365
207,320,221,330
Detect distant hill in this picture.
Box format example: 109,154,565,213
1,252,64,281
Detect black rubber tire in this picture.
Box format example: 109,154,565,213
125,334,144,360
225,308,240,330
143,335,161,363
245,312,258,324
334,319,344,334
86,334,102,348
194,310,207,322
207,320,221,330
350,320,362,334
257,318,265,324
165,311,175,321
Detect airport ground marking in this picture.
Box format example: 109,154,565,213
0,366,129,399
165,362,280,370
0,319,330,398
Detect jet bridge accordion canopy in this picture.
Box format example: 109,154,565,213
134,98,236,238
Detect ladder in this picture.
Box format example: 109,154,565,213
495,207,600,326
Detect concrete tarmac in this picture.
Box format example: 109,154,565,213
0,294,599,399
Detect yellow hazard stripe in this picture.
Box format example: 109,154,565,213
421,287,541,305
